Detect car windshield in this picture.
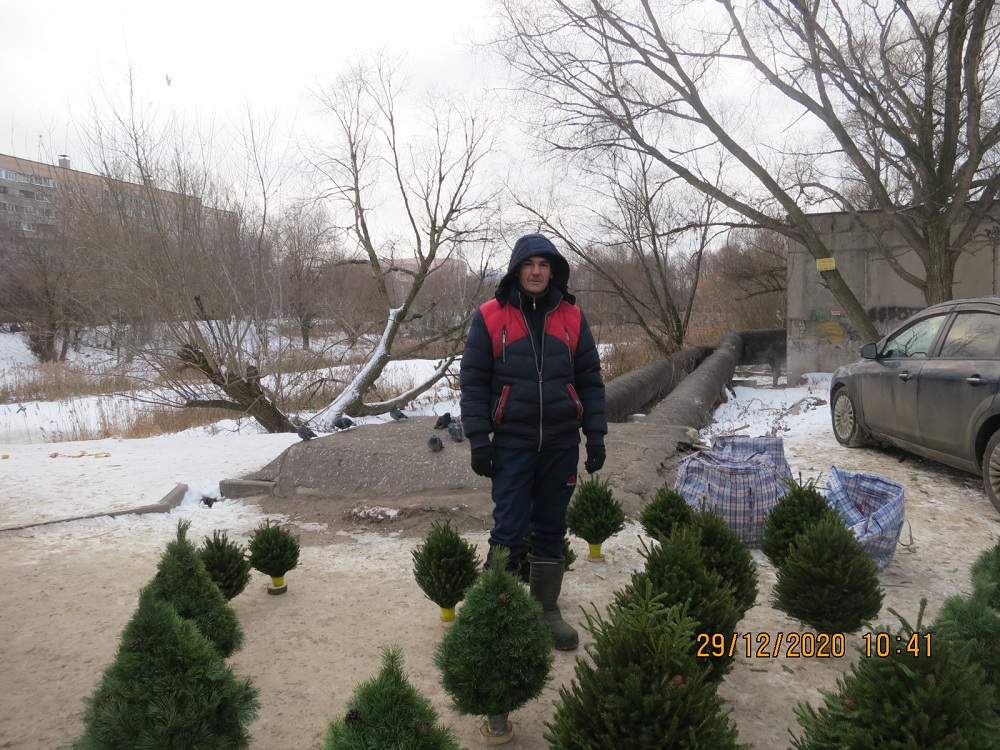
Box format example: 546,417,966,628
881,314,948,359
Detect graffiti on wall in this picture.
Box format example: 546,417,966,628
866,306,923,327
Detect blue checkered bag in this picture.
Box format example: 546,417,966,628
674,449,786,547
825,467,906,570
711,435,793,479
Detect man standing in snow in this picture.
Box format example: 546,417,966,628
460,233,607,650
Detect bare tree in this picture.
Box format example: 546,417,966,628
306,55,499,428
493,0,1000,341
510,149,728,355
77,80,300,433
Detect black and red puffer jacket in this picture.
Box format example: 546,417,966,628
460,238,606,453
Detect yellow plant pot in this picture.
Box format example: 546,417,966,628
267,575,288,595
440,606,456,622
588,543,605,560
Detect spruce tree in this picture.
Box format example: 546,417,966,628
546,582,747,750
773,513,883,633
72,588,259,750
435,548,553,720
323,645,460,750
692,508,758,617
639,485,696,541
198,530,252,601
792,601,1000,749
248,519,300,592
146,520,244,657
761,476,837,567
620,525,741,683
970,540,1000,609
566,475,627,558
933,583,1000,710
412,520,480,621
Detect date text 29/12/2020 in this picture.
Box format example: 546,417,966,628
695,632,934,659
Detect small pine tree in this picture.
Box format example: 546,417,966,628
72,588,259,750
412,521,481,621
248,519,300,589
323,645,460,750
693,508,759,617
933,583,1000,710
791,601,1000,749
198,530,252,601
773,514,883,633
566,475,627,558
621,525,741,683
761,476,838,567
146,520,244,657
639,485,696,541
546,582,747,750
970,540,1000,609
435,548,554,720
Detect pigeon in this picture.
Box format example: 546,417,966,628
447,421,465,442
297,424,317,441
333,416,354,430
427,434,444,452
434,412,452,429
390,405,408,420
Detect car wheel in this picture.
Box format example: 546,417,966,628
983,431,1000,514
832,388,867,448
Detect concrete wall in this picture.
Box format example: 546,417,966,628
786,207,1000,381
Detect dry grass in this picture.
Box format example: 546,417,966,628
1,362,134,404
119,406,239,439
601,339,665,381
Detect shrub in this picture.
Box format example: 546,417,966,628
248,519,300,579
639,485,696,541
412,521,480,618
198,530,252,601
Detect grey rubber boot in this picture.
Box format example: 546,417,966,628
527,554,579,650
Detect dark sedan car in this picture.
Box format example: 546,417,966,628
830,296,1000,512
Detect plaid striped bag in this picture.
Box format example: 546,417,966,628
825,467,906,570
674,449,786,547
711,435,793,479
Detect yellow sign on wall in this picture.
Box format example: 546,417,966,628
816,257,836,271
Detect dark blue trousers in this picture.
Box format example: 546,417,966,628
487,445,580,571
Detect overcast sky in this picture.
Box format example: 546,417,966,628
2,0,494,172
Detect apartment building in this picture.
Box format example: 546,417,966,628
0,153,75,234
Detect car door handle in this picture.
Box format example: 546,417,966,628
966,376,987,386
898,372,912,382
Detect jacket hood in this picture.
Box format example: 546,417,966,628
495,233,573,304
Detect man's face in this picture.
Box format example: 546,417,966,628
519,256,552,295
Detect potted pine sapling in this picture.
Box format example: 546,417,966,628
435,547,554,745
566,475,626,561
412,520,481,622
248,520,300,595
323,645,459,749
198,530,253,601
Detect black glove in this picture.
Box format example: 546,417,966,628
584,445,606,474
470,445,495,478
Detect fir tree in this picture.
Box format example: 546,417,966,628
971,540,1000,609
933,582,1000,710
198,530,252,601
435,547,553,719
792,601,1000,749
323,645,460,750
146,520,244,657
248,519,300,590
773,514,883,633
620,525,741,683
412,520,480,621
692,508,758,617
566,475,627,557
546,582,748,750
761,476,837,567
639,485,696,541
72,588,259,750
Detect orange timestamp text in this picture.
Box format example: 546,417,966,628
696,631,846,659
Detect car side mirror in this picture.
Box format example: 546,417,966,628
860,343,878,359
